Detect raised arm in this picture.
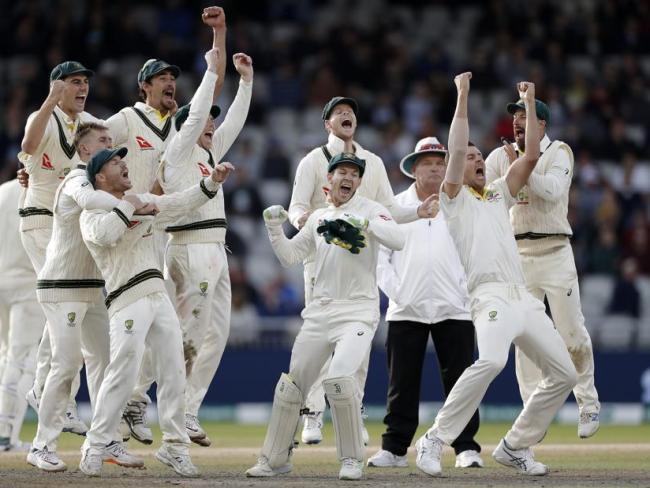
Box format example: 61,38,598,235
264,205,316,267
21,81,64,154
201,6,227,102
442,72,472,199
505,82,540,197
63,174,121,211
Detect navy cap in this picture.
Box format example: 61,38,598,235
137,59,181,86
506,98,551,124
322,97,358,120
86,148,128,187
174,104,221,131
50,61,94,81
327,152,366,177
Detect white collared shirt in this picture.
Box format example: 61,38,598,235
377,184,470,323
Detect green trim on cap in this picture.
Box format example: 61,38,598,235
322,97,358,120
327,152,366,177
506,98,551,124
50,61,94,81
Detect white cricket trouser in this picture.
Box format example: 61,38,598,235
517,241,600,414
428,283,577,449
166,242,231,416
86,292,189,447
20,228,80,405
0,285,43,443
288,299,377,401
32,299,110,450
302,261,369,412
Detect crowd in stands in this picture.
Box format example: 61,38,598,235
2,0,649,348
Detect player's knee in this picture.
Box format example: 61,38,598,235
557,363,578,391
475,357,507,379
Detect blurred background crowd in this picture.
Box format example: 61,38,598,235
1,0,649,351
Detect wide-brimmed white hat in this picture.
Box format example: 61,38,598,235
399,137,447,179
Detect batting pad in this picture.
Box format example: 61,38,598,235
322,375,364,461
261,373,303,468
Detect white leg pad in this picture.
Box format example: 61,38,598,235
261,373,303,468
323,376,364,461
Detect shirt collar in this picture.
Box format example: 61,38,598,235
54,105,79,128
326,133,362,155
328,190,360,210
134,101,170,122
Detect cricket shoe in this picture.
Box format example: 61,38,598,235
301,411,323,444
455,449,484,468
339,457,363,480
492,438,548,475
79,445,103,476
246,456,293,477
25,388,40,414
62,404,88,436
103,440,144,467
27,447,67,472
578,411,600,439
122,401,153,445
155,443,199,477
415,433,443,476
119,417,131,442
186,413,211,447
361,405,370,445
367,449,408,467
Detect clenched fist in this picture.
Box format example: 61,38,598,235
202,6,226,30
263,205,288,226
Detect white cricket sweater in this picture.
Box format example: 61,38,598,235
377,184,471,324
105,102,177,194
268,193,404,309
37,167,121,303
19,105,98,231
161,74,252,244
80,177,221,315
0,180,36,289
288,133,419,229
485,135,574,240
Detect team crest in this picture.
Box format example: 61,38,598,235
199,281,209,296
488,310,498,321
125,319,134,334
41,153,54,170
135,136,154,150
67,312,76,327
485,190,503,203
197,162,211,176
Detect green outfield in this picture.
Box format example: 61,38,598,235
2,421,649,487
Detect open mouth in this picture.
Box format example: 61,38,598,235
514,127,525,137
163,89,174,100
475,167,484,176
342,119,353,129
204,131,213,139
122,169,129,178
75,95,86,103
340,182,352,194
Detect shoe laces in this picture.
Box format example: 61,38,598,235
38,448,60,464
186,414,199,427
342,457,360,468
421,435,442,458
503,443,535,471
579,411,599,424
305,412,322,429
126,402,147,425
106,441,128,457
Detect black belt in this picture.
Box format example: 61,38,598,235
165,218,227,233
105,269,163,309
19,207,53,218
37,279,105,289
515,232,571,241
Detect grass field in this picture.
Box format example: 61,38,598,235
2,421,649,487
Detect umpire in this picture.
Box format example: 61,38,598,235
368,138,482,469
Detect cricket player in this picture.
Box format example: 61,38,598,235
289,96,437,445
104,6,228,443
78,148,234,477
19,60,98,435
0,179,44,451
160,47,253,446
485,98,600,438
247,151,405,480
26,123,144,472
368,137,483,470
414,73,577,477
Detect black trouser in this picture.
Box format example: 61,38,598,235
381,319,481,456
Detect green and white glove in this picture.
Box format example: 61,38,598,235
339,212,369,231
317,218,367,254
263,205,288,226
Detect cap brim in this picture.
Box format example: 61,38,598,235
109,147,128,160
147,65,181,82
399,150,446,179
506,102,525,114
323,97,359,119
55,68,95,81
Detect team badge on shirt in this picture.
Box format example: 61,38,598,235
41,153,55,171
135,136,154,150
488,310,498,321
67,312,76,327
199,281,209,296
125,319,134,334
485,190,503,203
197,162,211,177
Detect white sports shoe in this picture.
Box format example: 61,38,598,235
415,433,443,476
103,441,144,468
27,447,67,472
79,445,103,476
360,406,369,446
455,449,484,468
25,388,40,413
186,414,211,447
492,438,548,476
367,449,408,467
122,401,153,445
155,443,199,477
578,411,600,439
301,411,323,444
339,457,363,480
62,404,88,436
246,456,293,477
119,417,131,442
